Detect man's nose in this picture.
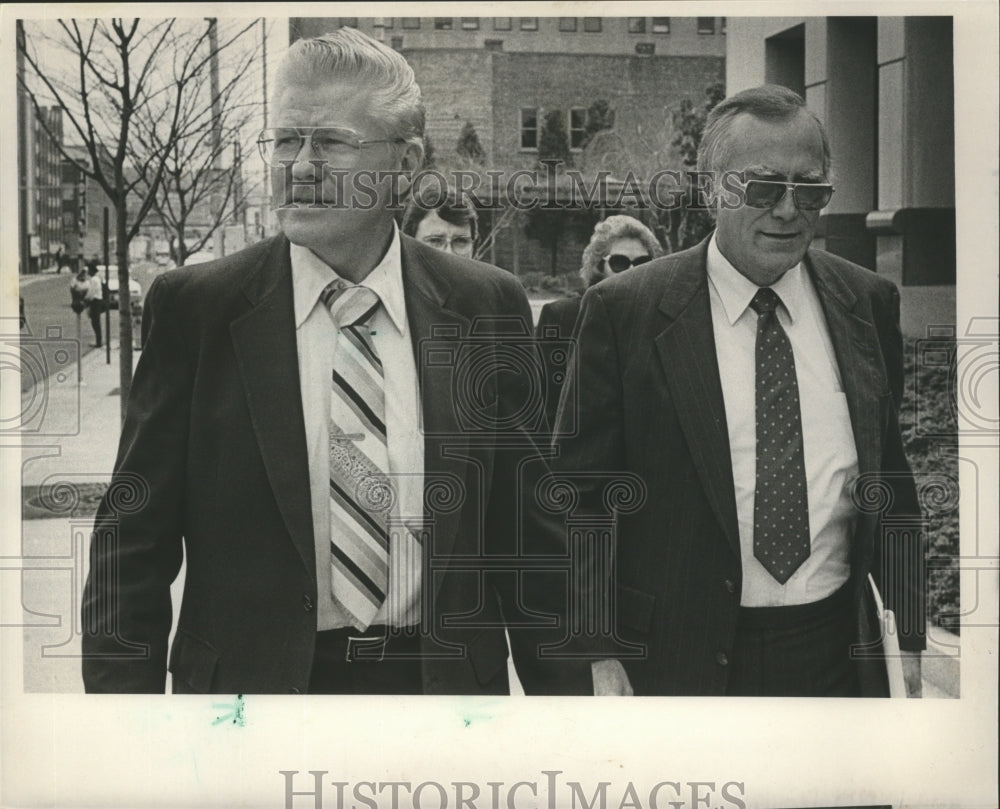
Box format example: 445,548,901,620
771,186,799,220
289,141,321,179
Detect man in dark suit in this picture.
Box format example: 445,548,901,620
81,28,588,696
556,85,924,697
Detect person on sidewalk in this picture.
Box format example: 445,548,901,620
84,264,104,347
535,215,663,431
81,28,591,697
400,182,478,258
70,268,89,315
552,84,925,697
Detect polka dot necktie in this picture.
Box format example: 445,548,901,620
323,280,391,630
750,287,810,584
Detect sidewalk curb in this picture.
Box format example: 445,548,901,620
923,627,961,697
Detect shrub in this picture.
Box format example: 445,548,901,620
900,336,960,633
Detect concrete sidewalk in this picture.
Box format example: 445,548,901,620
20,340,136,488
17,342,146,693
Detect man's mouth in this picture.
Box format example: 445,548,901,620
760,231,800,242
285,192,326,205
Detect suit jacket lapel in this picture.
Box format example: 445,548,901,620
805,251,887,481
399,236,472,592
805,251,889,570
229,236,316,576
654,241,741,559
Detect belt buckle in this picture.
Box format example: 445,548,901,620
346,634,388,663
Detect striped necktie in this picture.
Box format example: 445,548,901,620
323,280,392,630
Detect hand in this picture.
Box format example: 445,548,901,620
901,650,922,698
591,659,633,696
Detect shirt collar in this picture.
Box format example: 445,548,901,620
290,224,406,335
706,232,804,325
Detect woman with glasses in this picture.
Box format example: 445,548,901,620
401,182,478,259
535,214,663,430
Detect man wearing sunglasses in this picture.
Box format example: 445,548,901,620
555,84,924,698
82,28,589,696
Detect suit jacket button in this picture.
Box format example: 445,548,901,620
724,579,737,594
715,651,729,666
302,595,314,612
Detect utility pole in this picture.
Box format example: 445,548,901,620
207,17,224,259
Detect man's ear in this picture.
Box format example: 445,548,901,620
390,141,423,198
400,140,424,176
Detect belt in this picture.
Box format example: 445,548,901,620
315,625,421,663
738,582,853,630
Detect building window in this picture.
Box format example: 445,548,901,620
559,17,577,32
721,17,727,34
402,18,420,30
339,18,358,28
583,18,602,33
484,39,503,51
652,17,670,34
374,18,393,29
434,18,453,30
520,18,538,31
493,18,511,31
391,36,403,50
569,108,587,149
461,18,479,30
697,17,716,34
628,18,646,34
520,107,539,150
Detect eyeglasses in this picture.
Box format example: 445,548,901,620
603,253,652,273
257,127,402,166
421,235,474,255
742,179,835,211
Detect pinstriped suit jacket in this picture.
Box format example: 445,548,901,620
81,234,591,695
551,235,923,696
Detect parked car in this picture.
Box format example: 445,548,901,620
101,267,143,310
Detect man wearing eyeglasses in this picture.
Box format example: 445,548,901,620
82,28,589,696
555,84,924,697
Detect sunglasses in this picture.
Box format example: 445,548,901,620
743,179,835,211
603,253,652,273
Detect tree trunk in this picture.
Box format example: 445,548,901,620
549,225,559,277
116,205,133,423
176,216,188,266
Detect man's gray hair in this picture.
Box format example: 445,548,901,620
274,27,425,155
580,215,663,287
696,84,832,179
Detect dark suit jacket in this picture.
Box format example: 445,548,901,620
535,294,583,430
551,236,924,696
82,234,590,695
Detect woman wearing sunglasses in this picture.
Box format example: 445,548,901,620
535,214,663,430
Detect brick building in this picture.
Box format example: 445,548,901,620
20,106,66,273
289,16,726,277
61,145,115,267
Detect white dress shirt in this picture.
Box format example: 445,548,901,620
706,234,858,606
291,228,425,630
85,275,103,301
